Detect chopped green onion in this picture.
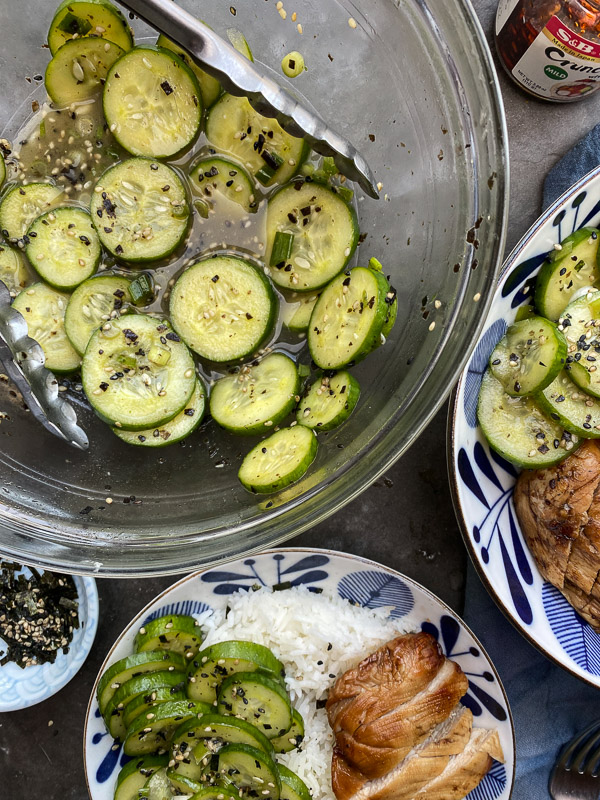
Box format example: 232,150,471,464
297,363,311,378
255,166,275,185
262,150,284,171
57,11,92,35
333,185,354,204
118,355,137,370
270,232,295,266
369,257,383,272
321,157,337,178
39,120,46,138
129,273,155,306
281,51,306,78
148,345,171,366
194,198,210,219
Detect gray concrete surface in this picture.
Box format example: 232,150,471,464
1,0,599,795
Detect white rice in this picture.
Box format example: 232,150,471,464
200,586,411,800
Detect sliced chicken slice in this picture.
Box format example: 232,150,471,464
352,658,468,750
327,633,445,734
332,705,474,800
514,440,600,589
409,728,504,800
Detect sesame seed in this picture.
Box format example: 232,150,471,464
473,293,481,302
348,16,357,27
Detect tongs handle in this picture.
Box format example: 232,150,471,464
118,0,379,198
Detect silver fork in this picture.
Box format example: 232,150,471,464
550,720,600,800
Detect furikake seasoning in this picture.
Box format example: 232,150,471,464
0,561,80,668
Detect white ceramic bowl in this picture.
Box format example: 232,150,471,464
0,567,98,711
84,548,515,800
449,166,600,687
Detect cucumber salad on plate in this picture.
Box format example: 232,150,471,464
0,0,396,494
477,227,600,467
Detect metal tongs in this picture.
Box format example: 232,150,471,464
0,280,88,450
117,0,380,199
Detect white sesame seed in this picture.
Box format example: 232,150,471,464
473,293,481,302
348,16,357,27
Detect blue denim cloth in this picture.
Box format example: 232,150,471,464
463,122,600,800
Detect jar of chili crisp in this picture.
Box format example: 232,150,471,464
496,0,600,101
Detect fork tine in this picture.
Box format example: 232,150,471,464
572,728,600,773
584,740,600,777
557,721,600,769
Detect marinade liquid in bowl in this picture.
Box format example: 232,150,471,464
0,0,508,576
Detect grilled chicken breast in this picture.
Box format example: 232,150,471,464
515,439,600,630
327,633,503,800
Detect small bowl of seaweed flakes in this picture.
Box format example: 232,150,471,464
0,560,98,711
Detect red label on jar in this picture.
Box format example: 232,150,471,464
546,15,600,59
510,15,600,100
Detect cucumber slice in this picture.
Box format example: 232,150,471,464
114,755,168,800
277,765,311,800
477,369,578,468
26,206,100,290
13,283,81,373
538,370,600,439
176,786,239,800
156,34,221,109
281,292,319,333
206,94,307,187
171,713,273,759
103,45,202,158
65,274,131,355
165,770,203,794
82,314,196,430
123,686,187,731
90,158,190,262
187,641,285,705
138,767,172,800
558,290,600,398
124,700,211,756
190,157,256,214
217,743,280,800
0,183,64,245
47,0,133,55
103,670,187,741
308,266,392,369
134,614,203,656
297,370,360,431
270,709,304,754
0,245,31,295
45,38,124,106
210,353,299,435
170,256,277,362
488,316,567,397
217,671,292,739
535,228,600,321
266,182,358,292
97,650,187,716
114,378,206,446
238,426,318,494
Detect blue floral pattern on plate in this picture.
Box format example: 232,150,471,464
84,549,514,800
450,166,600,688
0,571,98,712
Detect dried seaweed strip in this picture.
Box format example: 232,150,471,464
0,561,79,668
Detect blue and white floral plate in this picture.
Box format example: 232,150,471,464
84,548,515,800
449,166,600,687
0,569,98,712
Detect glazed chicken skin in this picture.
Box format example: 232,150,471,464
326,633,503,800
515,439,600,630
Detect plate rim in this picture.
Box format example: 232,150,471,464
0,574,99,712
447,164,600,688
82,546,515,800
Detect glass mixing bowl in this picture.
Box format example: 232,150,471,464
0,0,507,576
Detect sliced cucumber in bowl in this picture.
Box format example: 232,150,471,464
103,45,202,159
489,315,567,396
538,370,600,439
477,369,579,468
47,0,133,55
238,426,318,494
82,314,196,431
45,37,124,106
64,274,131,355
